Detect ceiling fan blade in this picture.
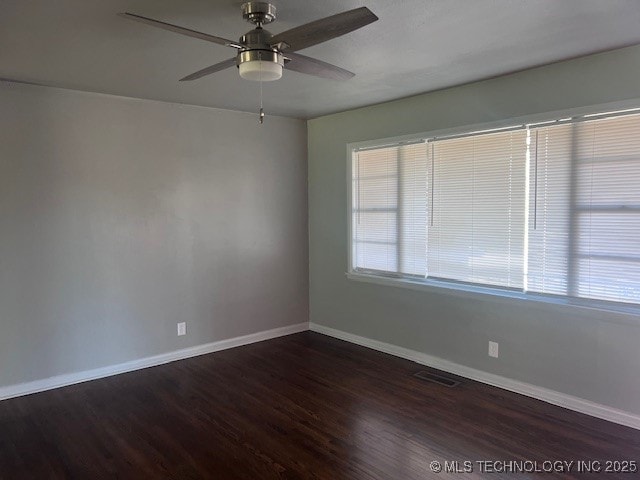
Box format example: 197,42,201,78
179,58,237,81
269,7,378,52
118,12,243,49
284,52,354,81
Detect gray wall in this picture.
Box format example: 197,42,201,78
0,81,308,387
308,44,640,415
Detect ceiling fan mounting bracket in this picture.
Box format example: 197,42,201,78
241,2,277,26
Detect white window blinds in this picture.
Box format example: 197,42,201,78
428,130,527,288
350,109,640,307
529,114,640,304
527,124,572,295
352,143,428,276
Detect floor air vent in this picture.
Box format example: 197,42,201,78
413,370,461,388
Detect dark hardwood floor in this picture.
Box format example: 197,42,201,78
1,331,639,479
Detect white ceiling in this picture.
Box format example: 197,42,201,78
2,0,640,119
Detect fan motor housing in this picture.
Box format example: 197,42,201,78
239,27,274,47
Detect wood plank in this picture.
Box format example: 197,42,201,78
0,332,638,479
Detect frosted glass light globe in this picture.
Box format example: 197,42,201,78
239,60,282,81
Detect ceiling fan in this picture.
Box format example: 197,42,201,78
118,3,378,83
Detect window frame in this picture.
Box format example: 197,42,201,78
346,99,640,321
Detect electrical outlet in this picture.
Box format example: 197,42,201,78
177,322,186,336
488,341,499,358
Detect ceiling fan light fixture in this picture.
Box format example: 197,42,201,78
119,4,378,83
238,50,284,81
239,60,282,81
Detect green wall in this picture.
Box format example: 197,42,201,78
308,44,640,417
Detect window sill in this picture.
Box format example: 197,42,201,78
345,271,640,326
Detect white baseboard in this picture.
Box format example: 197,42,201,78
0,322,309,401
310,322,640,431
6,320,639,430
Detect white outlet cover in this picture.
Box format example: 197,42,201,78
177,322,186,336
489,341,499,358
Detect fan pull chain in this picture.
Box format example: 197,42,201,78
258,51,265,124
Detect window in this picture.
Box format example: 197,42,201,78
530,115,640,303
352,142,428,276
350,110,640,307
428,130,526,288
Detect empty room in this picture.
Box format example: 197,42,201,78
2,1,640,478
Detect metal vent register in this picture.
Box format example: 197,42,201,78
413,370,461,388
